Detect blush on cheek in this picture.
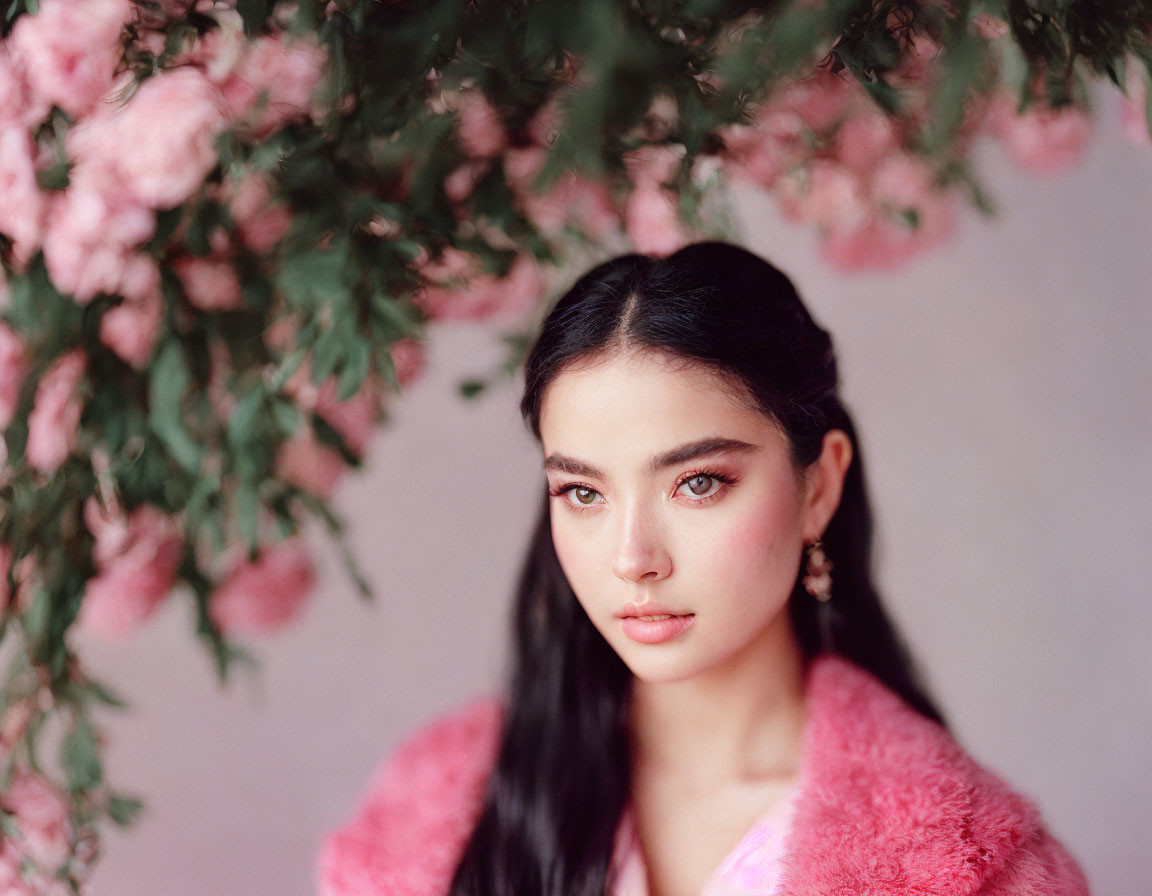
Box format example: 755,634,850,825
715,497,803,575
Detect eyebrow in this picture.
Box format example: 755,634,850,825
543,437,760,479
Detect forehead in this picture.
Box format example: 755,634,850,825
538,349,774,457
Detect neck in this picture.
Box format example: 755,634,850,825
629,619,809,788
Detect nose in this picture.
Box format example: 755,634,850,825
611,503,672,583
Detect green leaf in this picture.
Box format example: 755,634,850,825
459,378,488,399
336,337,370,402
227,387,265,448
61,716,102,790
107,793,145,827
148,343,203,474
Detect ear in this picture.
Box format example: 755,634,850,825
800,429,853,542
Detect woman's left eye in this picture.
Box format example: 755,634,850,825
675,473,726,500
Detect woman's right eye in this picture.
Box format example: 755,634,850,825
555,485,604,508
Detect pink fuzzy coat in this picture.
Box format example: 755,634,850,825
316,655,1090,896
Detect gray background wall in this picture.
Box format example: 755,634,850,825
82,97,1150,895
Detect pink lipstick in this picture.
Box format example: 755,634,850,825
617,602,695,644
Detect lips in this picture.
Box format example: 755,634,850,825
616,601,695,644
616,601,688,619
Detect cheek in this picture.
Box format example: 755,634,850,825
550,511,595,593
687,493,803,587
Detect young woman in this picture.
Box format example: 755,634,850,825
317,243,1089,896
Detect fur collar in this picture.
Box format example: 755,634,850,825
317,655,1088,896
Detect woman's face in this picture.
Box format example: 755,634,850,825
538,348,843,684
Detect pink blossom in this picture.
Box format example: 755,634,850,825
109,68,228,208
0,128,49,266
720,113,805,190
777,160,869,230
504,147,618,239
275,429,346,497
623,143,686,188
0,48,49,128
280,361,382,456
173,256,244,311
773,71,851,133
415,249,545,322
0,321,29,429
443,159,490,204
988,94,1092,176
26,348,86,473
314,378,380,456
99,257,163,367
0,693,32,750
390,338,426,390
454,90,507,159
8,0,133,119
217,34,327,139
209,540,315,634
835,112,899,174
78,498,182,638
821,193,957,271
624,182,692,257
224,172,292,253
41,156,156,303
1120,69,1150,147
1,770,72,870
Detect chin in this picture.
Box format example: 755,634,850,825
613,643,711,684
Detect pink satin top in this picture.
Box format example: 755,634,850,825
606,780,800,896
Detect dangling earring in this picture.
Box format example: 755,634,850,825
802,538,834,654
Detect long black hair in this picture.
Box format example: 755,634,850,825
448,242,944,896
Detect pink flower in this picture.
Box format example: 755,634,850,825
988,93,1092,176
454,90,507,159
415,249,545,322
8,0,133,119
772,70,851,133
0,693,32,750
1,770,72,870
834,112,899,174
777,160,869,230
217,34,327,139
0,321,29,429
224,171,292,253
98,257,163,367
504,147,618,239
106,68,228,208
173,256,244,311
26,348,86,473
0,48,49,128
443,159,490,204
209,540,315,634
720,112,805,189
624,182,692,257
623,143,686,188
275,428,346,497
390,338,426,390
0,128,48,265
41,154,156,303
78,498,183,638
314,377,380,456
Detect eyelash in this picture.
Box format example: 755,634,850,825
548,469,738,513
